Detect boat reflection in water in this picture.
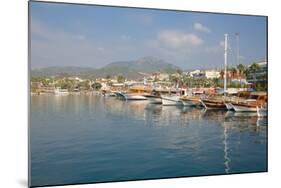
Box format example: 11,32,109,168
103,95,266,128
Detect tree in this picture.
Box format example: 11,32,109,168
76,80,90,90
212,78,220,87
249,63,260,82
237,64,245,82
237,64,245,75
117,75,125,83
169,75,180,87
219,70,224,80
244,68,250,77
176,69,183,75
91,82,102,90
229,67,237,80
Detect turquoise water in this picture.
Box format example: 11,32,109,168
30,95,267,187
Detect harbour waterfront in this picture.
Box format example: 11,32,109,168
30,94,267,187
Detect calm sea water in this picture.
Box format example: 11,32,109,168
30,94,267,187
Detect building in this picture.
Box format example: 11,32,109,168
150,72,170,81
189,69,204,78
246,61,267,83
188,69,220,79
204,70,221,79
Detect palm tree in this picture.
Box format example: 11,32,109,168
229,67,237,80
236,64,245,82
169,75,179,87
220,70,224,80
244,68,250,77
249,63,260,82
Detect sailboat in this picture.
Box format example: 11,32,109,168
224,91,251,110
201,34,228,110
231,92,267,112
180,95,201,107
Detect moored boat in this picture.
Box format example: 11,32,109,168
143,90,162,104
161,95,182,106
231,103,257,112
224,91,251,111
201,34,228,110
122,93,147,100
231,92,267,112
143,94,162,104
116,85,150,100
180,95,201,107
54,88,69,96
201,96,226,110
225,103,234,110
101,90,117,97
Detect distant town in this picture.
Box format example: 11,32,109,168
31,60,267,95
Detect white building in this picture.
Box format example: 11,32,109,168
246,61,267,83
204,70,220,79
189,69,203,77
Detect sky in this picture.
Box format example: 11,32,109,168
30,1,267,70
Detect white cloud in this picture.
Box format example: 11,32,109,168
193,22,211,33
157,30,203,50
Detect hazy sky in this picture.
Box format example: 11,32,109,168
30,1,267,70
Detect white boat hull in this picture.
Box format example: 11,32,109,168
181,100,201,106
232,104,257,112
124,94,147,100
161,96,182,106
225,103,234,110
145,96,162,104
54,91,69,96
103,93,117,97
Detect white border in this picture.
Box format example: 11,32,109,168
1,0,280,188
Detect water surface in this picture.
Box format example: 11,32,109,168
30,94,267,187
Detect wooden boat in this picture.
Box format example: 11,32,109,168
180,95,201,107
231,103,257,112
116,86,150,100
231,92,267,112
201,95,226,110
224,91,251,111
123,94,147,100
201,35,229,110
225,103,234,110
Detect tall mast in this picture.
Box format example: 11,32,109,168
235,33,240,65
224,34,228,96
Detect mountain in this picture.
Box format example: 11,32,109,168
97,57,180,79
31,66,95,77
31,57,181,79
